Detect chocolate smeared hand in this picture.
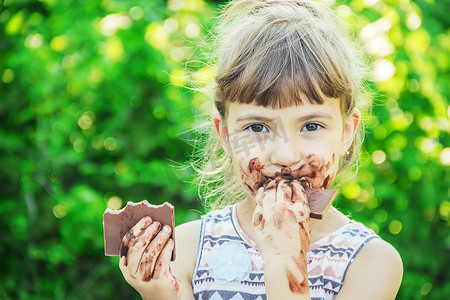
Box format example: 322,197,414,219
242,157,338,219
103,201,175,260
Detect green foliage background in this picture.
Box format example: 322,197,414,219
0,0,448,299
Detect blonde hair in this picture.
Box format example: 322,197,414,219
191,0,369,211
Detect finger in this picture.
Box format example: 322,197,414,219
122,216,153,248
119,256,133,283
291,181,311,228
275,179,285,204
137,225,172,281
152,238,174,280
253,186,265,206
291,180,308,207
127,221,162,275
262,179,277,217
276,179,294,204
119,255,126,271
265,179,277,191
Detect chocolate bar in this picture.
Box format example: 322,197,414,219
305,187,338,219
103,201,175,260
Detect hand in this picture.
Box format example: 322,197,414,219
252,179,312,297
252,179,311,258
119,216,181,300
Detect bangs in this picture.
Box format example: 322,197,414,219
215,20,352,116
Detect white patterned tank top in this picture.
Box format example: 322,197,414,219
192,205,379,300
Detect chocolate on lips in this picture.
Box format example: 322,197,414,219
246,158,338,220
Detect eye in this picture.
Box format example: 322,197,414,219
301,122,323,132
245,123,268,133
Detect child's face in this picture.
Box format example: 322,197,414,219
215,98,359,194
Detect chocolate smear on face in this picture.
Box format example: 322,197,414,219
243,158,338,219
242,158,272,193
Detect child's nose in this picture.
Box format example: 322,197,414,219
270,138,301,167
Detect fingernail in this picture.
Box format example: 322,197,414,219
152,221,161,228
163,225,171,233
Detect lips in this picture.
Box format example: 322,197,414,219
244,158,322,194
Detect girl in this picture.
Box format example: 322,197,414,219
118,0,403,299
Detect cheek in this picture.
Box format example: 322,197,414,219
229,132,266,159
234,157,269,196
298,152,340,190
329,152,340,173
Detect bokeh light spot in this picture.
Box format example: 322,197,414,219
100,13,131,36
373,59,395,82
406,11,421,31
91,135,104,150
25,34,44,49
171,47,185,62
145,23,168,50
103,37,124,62
373,125,387,140
388,220,402,234
420,282,432,296
53,204,67,218
50,35,69,51
374,209,388,223
114,161,129,175
439,147,450,165
153,105,167,120
343,183,361,200
107,196,122,210
164,18,179,33
419,137,437,154
77,111,95,130
73,139,87,153
185,23,200,38
170,68,187,85
129,6,144,20
372,150,386,164
408,167,422,181
104,137,118,151
6,10,24,35
439,201,449,220
87,67,105,86
2,69,14,83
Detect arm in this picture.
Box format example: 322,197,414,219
170,220,202,300
335,238,403,300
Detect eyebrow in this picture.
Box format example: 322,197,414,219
235,112,334,123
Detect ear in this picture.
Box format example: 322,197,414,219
212,112,232,157
341,108,361,156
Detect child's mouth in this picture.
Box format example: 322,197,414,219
242,156,334,194
242,157,338,219
280,173,294,180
